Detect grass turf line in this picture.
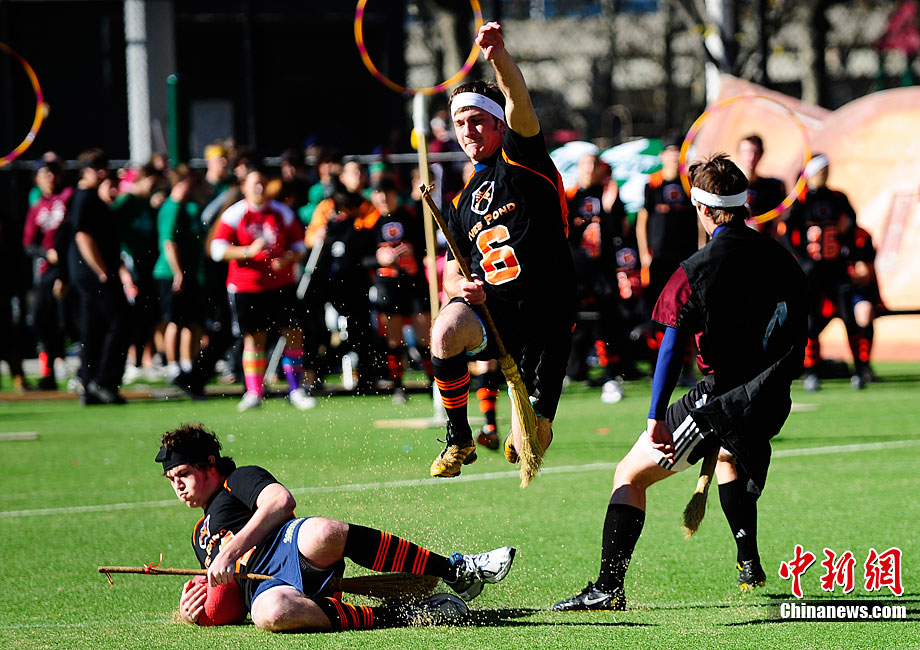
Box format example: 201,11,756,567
0,362,917,649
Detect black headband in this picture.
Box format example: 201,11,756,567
155,445,213,472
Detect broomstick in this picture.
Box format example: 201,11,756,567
682,448,719,538
98,565,439,600
419,183,542,488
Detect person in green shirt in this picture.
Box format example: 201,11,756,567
112,163,165,382
153,165,207,382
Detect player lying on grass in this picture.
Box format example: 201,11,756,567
429,21,575,478
554,154,807,611
158,423,515,630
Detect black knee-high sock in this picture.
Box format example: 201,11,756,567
719,479,760,564
596,503,646,593
343,523,454,579
432,354,472,442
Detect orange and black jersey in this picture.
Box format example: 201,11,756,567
368,205,426,281
446,128,574,302
783,186,856,269
192,465,292,574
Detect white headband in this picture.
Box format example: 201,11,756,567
804,154,829,179
450,92,505,123
690,186,748,208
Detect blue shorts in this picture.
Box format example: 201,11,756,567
246,517,345,610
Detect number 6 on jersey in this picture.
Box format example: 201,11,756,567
476,225,521,285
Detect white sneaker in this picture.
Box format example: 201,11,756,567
398,592,469,626
288,387,317,410
445,546,516,602
122,365,142,384
392,386,407,405
601,379,624,404
237,391,263,412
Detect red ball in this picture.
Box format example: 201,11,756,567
190,575,247,626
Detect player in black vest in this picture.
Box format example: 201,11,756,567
736,134,786,239
428,22,575,478
159,424,515,631
553,154,807,611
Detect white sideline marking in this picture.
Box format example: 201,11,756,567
3,440,918,519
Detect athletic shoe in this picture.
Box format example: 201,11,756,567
171,372,208,401
477,424,499,450
803,373,821,392
392,386,407,405
503,432,519,464
552,582,626,611
445,546,516,602
737,559,766,591
600,379,624,404
37,375,58,391
122,365,142,385
86,381,126,405
430,441,477,478
397,592,469,626
237,391,263,412
850,374,866,390
288,387,318,410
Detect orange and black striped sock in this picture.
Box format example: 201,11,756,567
312,596,382,631
803,337,820,371
387,346,405,384
432,355,472,442
475,370,501,431
343,524,454,579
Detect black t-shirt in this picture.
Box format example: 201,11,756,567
653,222,807,391
446,128,574,303
192,465,290,572
372,205,426,285
643,172,698,261
68,187,122,285
747,177,786,220
783,186,856,274
566,183,626,298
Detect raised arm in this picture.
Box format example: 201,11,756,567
476,22,539,137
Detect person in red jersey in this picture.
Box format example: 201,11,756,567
22,158,74,390
210,165,315,411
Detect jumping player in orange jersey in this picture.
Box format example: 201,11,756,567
428,22,575,478
159,424,514,631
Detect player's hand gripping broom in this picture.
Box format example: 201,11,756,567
682,448,718,538
98,564,438,600
419,183,542,488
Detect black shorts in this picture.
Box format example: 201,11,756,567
229,285,301,334
454,293,574,421
157,279,203,326
371,277,428,315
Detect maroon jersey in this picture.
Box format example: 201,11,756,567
446,128,574,303
23,187,73,275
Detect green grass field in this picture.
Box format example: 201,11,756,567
1,364,918,649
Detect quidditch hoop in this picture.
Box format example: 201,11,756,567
0,42,47,167
354,0,483,96
679,94,811,224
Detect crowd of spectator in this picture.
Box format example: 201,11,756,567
0,128,880,406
